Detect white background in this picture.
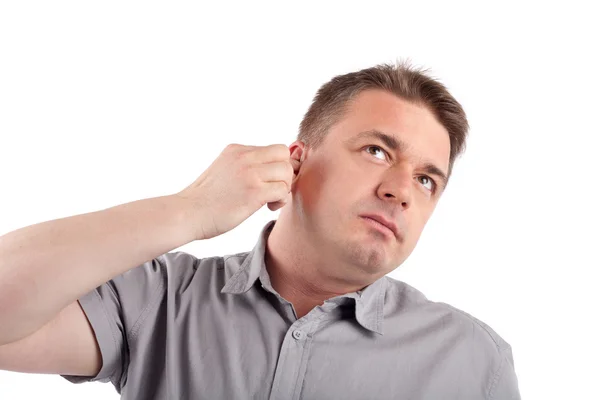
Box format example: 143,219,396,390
1,1,598,399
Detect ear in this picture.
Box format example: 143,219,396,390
288,141,307,178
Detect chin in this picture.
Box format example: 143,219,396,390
341,237,389,274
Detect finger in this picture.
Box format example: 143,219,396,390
267,199,286,211
252,144,290,164
255,161,294,192
267,188,290,211
264,182,290,209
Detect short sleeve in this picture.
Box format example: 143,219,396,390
60,254,170,392
488,346,521,400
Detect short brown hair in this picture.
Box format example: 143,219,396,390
297,60,469,181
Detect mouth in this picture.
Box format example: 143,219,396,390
360,215,399,239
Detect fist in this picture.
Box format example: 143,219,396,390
175,143,300,241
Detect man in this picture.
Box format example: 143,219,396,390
0,61,521,399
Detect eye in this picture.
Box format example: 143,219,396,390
365,145,388,161
417,176,435,193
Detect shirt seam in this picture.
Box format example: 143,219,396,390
89,289,121,386
296,311,337,399
269,330,291,398
487,348,509,399
126,257,167,342
220,253,247,271
375,278,387,333
436,302,507,351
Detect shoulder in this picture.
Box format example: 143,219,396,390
384,277,511,353
159,250,250,269
155,250,252,287
155,250,224,274
436,301,511,352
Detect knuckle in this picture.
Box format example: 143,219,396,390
234,148,253,164
278,144,290,158
271,144,289,159
225,143,240,151
236,150,249,161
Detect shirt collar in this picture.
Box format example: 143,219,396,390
221,219,387,335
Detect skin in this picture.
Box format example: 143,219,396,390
265,89,451,318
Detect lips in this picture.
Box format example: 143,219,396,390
360,214,399,238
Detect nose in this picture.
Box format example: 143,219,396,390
376,166,412,210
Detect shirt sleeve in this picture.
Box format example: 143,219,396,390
488,346,521,400
59,253,170,392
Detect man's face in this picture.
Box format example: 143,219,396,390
288,89,451,282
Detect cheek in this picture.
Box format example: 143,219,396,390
294,166,327,213
295,157,368,216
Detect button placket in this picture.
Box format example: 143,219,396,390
269,306,339,400
268,320,313,400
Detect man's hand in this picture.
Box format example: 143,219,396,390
175,143,300,241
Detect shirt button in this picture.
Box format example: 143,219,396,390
292,330,305,340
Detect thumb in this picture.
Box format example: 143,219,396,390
268,198,287,211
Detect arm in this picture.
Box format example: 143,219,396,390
0,194,194,346
0,300,102,375
0,143,295,378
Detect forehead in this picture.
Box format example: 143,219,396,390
329,89,451,168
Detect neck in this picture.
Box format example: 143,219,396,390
265,211,369,319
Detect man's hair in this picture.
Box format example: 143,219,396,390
297,60,469,181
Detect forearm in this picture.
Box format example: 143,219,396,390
0,194,194,345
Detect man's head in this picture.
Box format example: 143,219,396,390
280,61,468,285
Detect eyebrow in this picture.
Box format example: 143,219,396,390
347,129,449,192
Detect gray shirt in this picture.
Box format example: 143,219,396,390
61,219,521,399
